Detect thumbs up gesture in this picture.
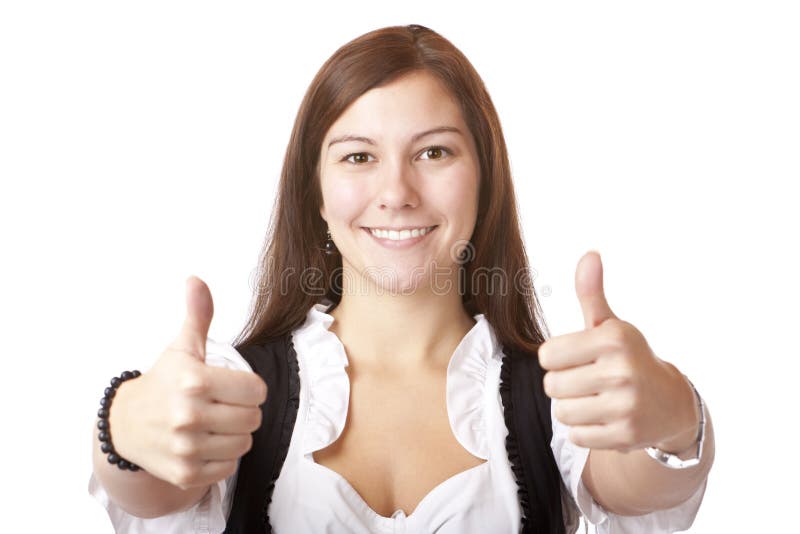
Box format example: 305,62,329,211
538,251,700,453
108,276,268,489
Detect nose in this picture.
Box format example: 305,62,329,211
376,158,420,210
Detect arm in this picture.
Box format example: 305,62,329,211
91,429,210,519
89,278,266,522
582,400,715,516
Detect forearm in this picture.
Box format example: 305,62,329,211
91,421,210,518
581,403,715,516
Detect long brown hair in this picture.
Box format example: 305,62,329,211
233,24,550,354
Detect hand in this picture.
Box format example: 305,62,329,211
538,251,699,453
109,276,268,489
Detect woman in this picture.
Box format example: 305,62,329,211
89,24,714,533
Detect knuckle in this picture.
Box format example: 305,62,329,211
239,434,254,456
171,461,199,488
171,405,203,431
179,370,210,397
553,402,566,423
605,360,633,388
543,372,555,397
603,320,629,349
171,435,199,458
254,378,268,404
606,372,630,389
222,460,238,479
568,428,584,448
616,393,636,417
537,343,551,369
249,408,263,432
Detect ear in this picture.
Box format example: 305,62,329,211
319,204,327,222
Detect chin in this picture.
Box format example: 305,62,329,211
362,264,433,296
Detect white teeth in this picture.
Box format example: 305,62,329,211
369,226,434,241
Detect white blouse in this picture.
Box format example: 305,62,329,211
89,303,709,533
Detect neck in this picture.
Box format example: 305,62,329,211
328,276,476,374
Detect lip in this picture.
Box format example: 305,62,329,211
362,225,438,249
364,225,437,231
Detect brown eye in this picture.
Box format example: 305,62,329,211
343,153,374,164
420,146,451,161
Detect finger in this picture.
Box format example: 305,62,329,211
169,432,254,462
172,276,214,362
543,362,605,399
538,328,607,371
196,459,238,485
552,393,616,426
568,423,623,450
575,251,617,330
197,433,254,461
175,459,239,489
202,403,262,434
204,367,268,406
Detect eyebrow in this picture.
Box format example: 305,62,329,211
327,126,463,149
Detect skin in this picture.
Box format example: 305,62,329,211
542,251,715,514
316,69,715,517
91,277,266,518
92,69,713,522
318,69,482,374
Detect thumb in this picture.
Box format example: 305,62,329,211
575,250,617,329
175,275,214,361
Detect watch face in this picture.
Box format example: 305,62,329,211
644,444,702,470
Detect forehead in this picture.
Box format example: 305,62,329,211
322,71,465,144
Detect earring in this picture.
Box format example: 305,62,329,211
324,228,338,255
455,239,475,264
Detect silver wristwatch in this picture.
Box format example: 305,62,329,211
644,376,706,469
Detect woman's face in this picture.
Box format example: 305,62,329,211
318,70,481,295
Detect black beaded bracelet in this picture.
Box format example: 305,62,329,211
97,370,143,471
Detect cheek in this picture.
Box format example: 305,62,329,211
322,178,370,223
430,163,479,218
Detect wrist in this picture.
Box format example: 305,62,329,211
654,426,698,456
654,365,701,453
107,377,135,455
98,370,143,471
645,372,706,469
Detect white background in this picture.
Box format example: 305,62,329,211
1,1,797,532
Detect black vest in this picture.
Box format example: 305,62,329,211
222,333,572,534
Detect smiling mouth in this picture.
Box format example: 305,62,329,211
364,225,436,239
361,225,438,247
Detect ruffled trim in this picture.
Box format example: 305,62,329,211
262,335,301,533
293,304,502,461
294,303,351,457
445,313,500,460
499,345,533,533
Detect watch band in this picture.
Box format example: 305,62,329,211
644,376,705,469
